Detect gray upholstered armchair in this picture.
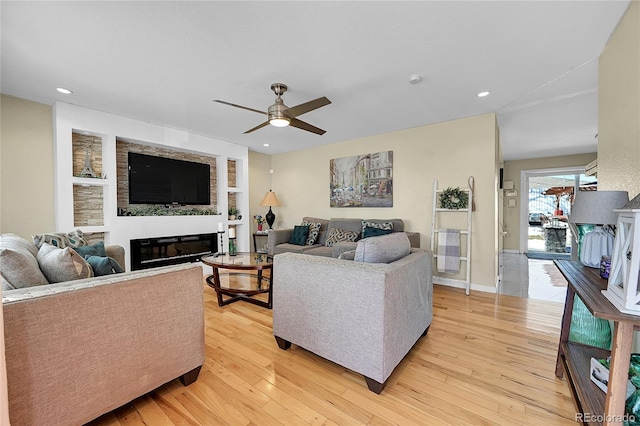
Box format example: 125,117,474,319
272,237,432,394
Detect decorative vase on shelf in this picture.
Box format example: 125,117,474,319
258,224,263,232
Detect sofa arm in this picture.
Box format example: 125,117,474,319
332,241,357,258
267,229,293,255
405,232,420,248
105,245,126,269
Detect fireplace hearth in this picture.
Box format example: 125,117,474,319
130,233,217,270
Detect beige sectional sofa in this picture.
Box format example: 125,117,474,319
267,217,420,257
1,234,205,425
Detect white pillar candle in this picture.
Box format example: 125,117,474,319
229,227,236,239
218,223,224,233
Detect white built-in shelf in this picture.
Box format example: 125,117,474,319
72,177,109,186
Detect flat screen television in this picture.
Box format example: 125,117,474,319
128,152,211,205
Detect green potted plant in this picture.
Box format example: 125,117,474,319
228,207,238,220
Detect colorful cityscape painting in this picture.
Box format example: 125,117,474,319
330,151,393,207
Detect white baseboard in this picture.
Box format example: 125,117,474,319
433,276,497,294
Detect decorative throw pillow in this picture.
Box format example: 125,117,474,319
84,255,124,276
361,220,393,236
362,226,394,239
33,229,88,249
301,220,322,245
72,241,107,258
325,228,359,247
0,234,49,288
355,232,411,264
36,242,94,283
288,225,310,246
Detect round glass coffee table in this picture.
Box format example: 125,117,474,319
201,252,273,309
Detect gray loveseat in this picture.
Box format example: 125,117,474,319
1,234,205,425
272,233,433,393
267,217,420,257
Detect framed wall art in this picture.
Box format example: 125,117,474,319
330,151,393,207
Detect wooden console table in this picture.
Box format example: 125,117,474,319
555,260,640,425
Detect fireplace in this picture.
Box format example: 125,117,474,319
130,233,217,270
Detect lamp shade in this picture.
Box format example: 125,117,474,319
568,190,629,225
259,190,282,207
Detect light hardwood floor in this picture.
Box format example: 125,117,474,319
88,281,578,425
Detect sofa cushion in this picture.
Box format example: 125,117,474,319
32,229,88,249
301,220,322,245
72,241,107,258
289,225,310,246
362,226,394,239
338,250,356,260
325,228,359,247
37,242,94,283
302,246,334,257
0,233,50,288
84,255,124,276
328,218,362,237
355,232,411,263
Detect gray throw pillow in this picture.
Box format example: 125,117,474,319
355,232,411,263
0,233,49,288
84,255,124,276
37,242,94,283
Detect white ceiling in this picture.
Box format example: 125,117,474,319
0,1,631,160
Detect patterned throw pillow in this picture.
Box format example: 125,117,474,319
361,220,394,236
36,242,93,283
301,220,322,245
325,228,359,247
289,225,310,246
33,229,88,249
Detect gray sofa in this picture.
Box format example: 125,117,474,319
272,233,433,393
1,234,205,425
267,217,420,257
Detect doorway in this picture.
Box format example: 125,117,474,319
520,167,596,257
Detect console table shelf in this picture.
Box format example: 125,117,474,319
554,259,640,426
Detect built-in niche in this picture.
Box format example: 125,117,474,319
115,140,218,215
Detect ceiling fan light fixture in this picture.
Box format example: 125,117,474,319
270,117,290,127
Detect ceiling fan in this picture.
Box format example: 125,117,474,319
214,83,331,135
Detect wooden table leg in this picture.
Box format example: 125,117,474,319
604,320,634,425
556,285,576,378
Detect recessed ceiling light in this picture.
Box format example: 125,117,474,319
56,87,73,94
263,143,270,147
477,91,490,98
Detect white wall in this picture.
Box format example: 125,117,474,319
271,113,500,291
53,103,249,270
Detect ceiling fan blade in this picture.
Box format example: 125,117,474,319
285,97,331,118
213,100,267,115
244,121,270,134
290,118,326,135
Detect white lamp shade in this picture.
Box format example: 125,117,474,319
568,190,629,225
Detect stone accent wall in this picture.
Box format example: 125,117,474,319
228,159,237,187
73,185,104,226
72,133,102,177
116,140,218,213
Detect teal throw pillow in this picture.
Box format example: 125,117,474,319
288,225,310,246
84,255,124,276
362,226,394,239
72,241,106,258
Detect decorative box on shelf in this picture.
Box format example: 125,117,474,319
602,194,640,314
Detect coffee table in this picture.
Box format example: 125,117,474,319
201,252,273,309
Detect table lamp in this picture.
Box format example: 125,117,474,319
568,190,629,266
259,190,282,229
